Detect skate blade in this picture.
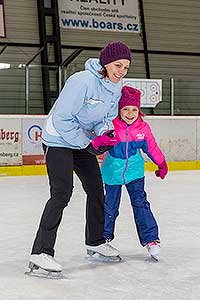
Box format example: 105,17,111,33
87,250,122,263
25,269,66,280
25,263,66,280
150,255,159,262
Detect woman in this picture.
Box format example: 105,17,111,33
29,41,131,273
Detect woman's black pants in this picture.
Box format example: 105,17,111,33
31,146,105,257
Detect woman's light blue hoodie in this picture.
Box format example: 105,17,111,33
42,58,123,149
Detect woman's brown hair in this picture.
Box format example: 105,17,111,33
98,67,107,78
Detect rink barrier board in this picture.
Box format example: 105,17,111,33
1,115,200,175
0,161,200,176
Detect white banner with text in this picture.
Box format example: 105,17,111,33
0,0,5,37
58,0,140,33
22,118,45,165
0,118,22,165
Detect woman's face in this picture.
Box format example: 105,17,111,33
105,59,130,83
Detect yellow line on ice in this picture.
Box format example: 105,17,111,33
0,161,200,176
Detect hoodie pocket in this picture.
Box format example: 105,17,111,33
84,98,105,121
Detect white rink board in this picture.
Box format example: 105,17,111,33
0,115,200,165
146,116,199,161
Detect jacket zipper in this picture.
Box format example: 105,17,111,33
122,127,129,184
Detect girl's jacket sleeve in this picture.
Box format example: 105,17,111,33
51,73,90,148
142,122,165,166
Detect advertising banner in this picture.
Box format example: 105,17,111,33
22,118,45,165
0,118,22,165
58,0,140,33
0,0,5,37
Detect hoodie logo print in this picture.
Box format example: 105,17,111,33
85,98,104,105
136,133,145,140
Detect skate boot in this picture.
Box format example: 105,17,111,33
87,241,121,262
25,253,63,279
146,241,160,261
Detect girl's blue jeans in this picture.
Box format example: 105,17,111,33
104,177,159,246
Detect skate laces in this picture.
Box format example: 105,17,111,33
42,253,56,262
146,241,160,255
104,241,116,252
147,241,159,247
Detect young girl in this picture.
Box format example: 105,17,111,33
101,86,168,261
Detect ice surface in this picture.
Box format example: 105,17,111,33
0,170,200,300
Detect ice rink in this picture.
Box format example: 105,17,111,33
0,170,200,300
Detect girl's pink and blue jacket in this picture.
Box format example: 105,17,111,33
101,116,165,185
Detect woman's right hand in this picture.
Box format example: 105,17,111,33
91,130,118,150
86,130,118,155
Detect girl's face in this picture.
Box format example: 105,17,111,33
105,59,130,83
120,105,139,125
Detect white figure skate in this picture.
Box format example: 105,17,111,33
146,241,160,261
25,253,64,279
87,241,121,262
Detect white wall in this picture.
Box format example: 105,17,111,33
0,115,199,166
146,116,200,161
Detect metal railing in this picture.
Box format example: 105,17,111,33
0,63,200,115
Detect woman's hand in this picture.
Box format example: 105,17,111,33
86,130,118,155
